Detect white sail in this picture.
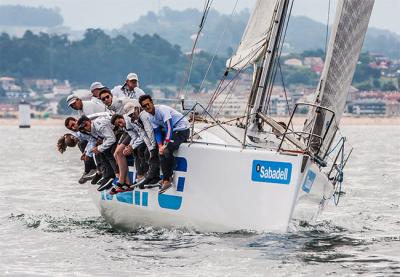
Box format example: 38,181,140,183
226,0,280,70
305,0,375,156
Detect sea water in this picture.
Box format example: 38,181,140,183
0,124,399,276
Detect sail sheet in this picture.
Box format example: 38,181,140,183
305,0,374,156
226,0,280,70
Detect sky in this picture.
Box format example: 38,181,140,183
0,0,399,35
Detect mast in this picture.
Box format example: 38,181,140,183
248,0,291,133
226,0,291,140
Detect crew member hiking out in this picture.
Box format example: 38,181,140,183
99,87,137,115
78,115,119,191
66,94,107,116
62,117,98,184
139,95,190,194
120,101,160,189
89,81,106,105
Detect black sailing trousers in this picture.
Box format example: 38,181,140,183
160,129,190,180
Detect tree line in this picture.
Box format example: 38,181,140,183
0,29,225,89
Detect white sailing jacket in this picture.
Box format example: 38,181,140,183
107,97,136,115
111,85,145,100
123,112,156,151
78,99,108,117
71,131,96,157
90,116,116,152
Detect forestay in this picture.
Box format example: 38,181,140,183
226,0,280,70
304,0,375,156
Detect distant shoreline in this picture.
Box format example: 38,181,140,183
1,117,400,126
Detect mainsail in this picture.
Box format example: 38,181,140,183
226,0,280,70
305,0,375,157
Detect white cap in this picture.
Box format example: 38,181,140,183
66,94,79,106
90,81,105,92
123,100,141,116
126,73,138,81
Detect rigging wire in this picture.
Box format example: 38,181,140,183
179,0,213,97
198,0,240,93
324,0,331,56
215,77,241,118
277,60,295,131
204,44,264,114
263,0,294,116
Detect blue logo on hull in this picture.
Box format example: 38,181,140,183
251,160,292,185
101,157,187,211
302,170,316,193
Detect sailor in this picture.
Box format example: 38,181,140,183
78,114,119,191
62,117,100,184
110,112,145,194
109,113,136,194
57,133,78,154
124,102,160,188
139,95,190,194
99,87,136,115
111,102,160,190
67,94,107,116
89,81,106,105
111,73,145,100
57,133,97,184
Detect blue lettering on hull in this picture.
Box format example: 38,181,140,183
101,156,187,211
251,160,292,185
158,194,182,210
302,170,316,193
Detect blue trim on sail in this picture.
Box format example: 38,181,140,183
158,194,182,210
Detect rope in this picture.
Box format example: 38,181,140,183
326,136,345,156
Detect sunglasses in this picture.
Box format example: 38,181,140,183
141,103,151,108
101,95,111,101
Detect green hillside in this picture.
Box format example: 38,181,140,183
115,8,400,59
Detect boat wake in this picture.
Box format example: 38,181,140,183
8,212,400,274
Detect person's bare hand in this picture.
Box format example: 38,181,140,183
159,144,166,155
123,145,133,156
80,153,89,161
92,146,100,154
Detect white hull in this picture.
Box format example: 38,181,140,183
89,141,334,232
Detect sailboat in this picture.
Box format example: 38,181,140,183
89,0,375,232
